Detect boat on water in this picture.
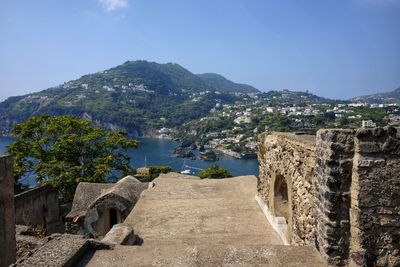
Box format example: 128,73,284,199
180,159,192,174
180,159,203,175
181,169,192,175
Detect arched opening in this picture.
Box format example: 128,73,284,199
109,208,118,230
273,173,289,223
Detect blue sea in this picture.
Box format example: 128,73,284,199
0,137,259,186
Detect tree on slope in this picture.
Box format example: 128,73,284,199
197,164,232,179
7,115,138,201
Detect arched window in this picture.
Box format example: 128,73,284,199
273,173,289,223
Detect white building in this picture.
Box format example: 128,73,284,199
362,120,376,128
234,116,252,124
158,128,171,134
266,107,275,113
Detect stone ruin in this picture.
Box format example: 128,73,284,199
66,176,148,238
14,185,64,235
0,155,16,267
257,127,400,266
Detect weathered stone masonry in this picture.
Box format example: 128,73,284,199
14,185,63,234
0,155,16,267
350,128,400,267
257,127,400,266
315,129,355,266
257,132,317,246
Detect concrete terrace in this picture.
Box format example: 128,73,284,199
82,173,325,266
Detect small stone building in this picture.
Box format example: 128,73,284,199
14,185,63,234
257,127,400,266
66,176,148,238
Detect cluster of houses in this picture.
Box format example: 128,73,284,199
207,98,400,129
180,93,400,156
59,80,156,97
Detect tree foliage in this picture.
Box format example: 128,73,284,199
197,164,232,179
146,165,172,179
7,115,138,201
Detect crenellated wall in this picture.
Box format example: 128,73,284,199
257,127,400,267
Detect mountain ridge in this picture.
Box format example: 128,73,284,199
0,60,252,135
351,87,400,103
1,59,397,136
197,73,259,94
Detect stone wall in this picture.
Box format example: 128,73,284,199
315,129,355,266
349,128,400,266
15,185,63,234
258,132,317,245
258,128,400,266
0,155,16,267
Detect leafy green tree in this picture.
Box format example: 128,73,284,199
197,164,232,179
146,165,172,179
7,115,138,201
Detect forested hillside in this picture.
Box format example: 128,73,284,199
0,60,244,136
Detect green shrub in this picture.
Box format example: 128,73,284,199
146,165,172,179
197,164,232,179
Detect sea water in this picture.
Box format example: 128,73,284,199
0,137,259,186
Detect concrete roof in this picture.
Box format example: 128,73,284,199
68,183,113,218
157,172,201,180
82,242,326,266
67,176,148,218
14,234,113,267
90,176,148,209
82,173,326,266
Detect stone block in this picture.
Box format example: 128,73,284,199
101,223,135,245
379,215,400,227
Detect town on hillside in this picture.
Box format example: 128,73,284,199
158,89,400,158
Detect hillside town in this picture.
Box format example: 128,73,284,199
167,90,400,158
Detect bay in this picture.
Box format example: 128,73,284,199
0,137,259,186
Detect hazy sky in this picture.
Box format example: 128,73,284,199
0,0,399,101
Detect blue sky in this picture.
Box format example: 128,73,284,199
0,0,399,101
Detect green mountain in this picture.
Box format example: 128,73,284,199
197,73,259,94
0,60,244,136
259,89,341,105
351,87,400,103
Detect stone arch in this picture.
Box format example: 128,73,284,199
84,194,132,237
273,173,289,222
268,170,293,243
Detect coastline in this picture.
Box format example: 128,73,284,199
0,136,260,183
214,147,242,159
